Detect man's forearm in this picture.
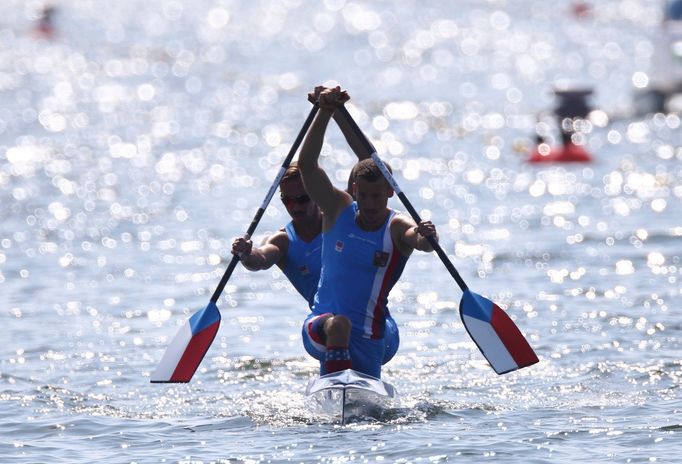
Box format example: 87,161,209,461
239,251,268,271
416,233,436,252
298,109,335,172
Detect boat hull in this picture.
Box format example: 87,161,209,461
305,369,398,424
528,143,592,163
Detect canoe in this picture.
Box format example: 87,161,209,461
305,369,397,424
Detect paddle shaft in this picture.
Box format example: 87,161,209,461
338,106,469,292
338,107,541,376
210,103,320,303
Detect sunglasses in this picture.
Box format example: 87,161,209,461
280,193,311,207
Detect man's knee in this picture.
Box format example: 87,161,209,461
324,315,351,339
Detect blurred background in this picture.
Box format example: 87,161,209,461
1,1,681,462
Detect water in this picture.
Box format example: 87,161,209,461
1,0,681,462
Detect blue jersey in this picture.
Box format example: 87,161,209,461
282,221,322,308
312,202,408,339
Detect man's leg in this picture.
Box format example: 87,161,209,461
323,315,352,373
382,316,400,365
302,313,331,374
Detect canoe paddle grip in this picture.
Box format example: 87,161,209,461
210,103,320,303
337,106,469,292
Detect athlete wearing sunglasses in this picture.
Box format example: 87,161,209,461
280,193,311,207
231,86,371,309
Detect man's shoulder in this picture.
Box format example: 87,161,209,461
264,228,290,246
389,211,412,229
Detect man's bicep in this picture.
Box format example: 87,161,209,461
260,234,287,267
394,216,418,249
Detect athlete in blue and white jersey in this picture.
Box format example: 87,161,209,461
281,220,322,307
231,86,373,306
232,162,323,306
303,202,405,376
314,202,406,338
298,87,438,378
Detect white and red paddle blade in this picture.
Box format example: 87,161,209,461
459,289,538,374
151,302,221,383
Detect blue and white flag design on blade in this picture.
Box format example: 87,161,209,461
337,105,538,376
150,302,221,383
459,289,538,374
150,103,320,383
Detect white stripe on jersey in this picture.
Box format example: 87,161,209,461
362,211,397,338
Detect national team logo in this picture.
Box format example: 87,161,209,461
335,240,344,252
373,250,389,267
299,265,309,275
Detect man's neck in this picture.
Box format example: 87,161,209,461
355,210,389,231
293,216,322,242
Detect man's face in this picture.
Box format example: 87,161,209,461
280,178,317,221
353,177,393,227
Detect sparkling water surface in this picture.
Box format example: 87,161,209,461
1,0,681,462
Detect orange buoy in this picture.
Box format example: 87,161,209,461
528,142,592,163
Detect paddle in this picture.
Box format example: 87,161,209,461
338,106,538,374
151,103,320,383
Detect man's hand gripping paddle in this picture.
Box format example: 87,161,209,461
151,104,320,383
339,105,538,374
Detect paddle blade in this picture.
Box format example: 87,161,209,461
150,301,221,383
459,289,538,374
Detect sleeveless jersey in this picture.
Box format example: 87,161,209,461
282,221,322,308
312,202,408,339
